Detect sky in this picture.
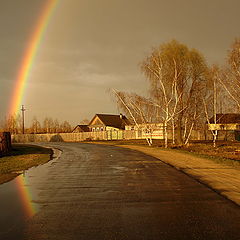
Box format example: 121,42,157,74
0,0,240,127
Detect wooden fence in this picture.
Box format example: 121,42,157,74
0,132,11,156
12,129,164,143
12,128,239,144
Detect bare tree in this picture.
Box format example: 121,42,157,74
141,56,182,147
53,119,60,133
43,117,52,133
30,117,41,134
60,121,72,133
203,66,220,147
204,63,238,146
113,89,156,146
1,114,21,134
219,38,240,111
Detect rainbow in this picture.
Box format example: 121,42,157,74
11,0,58,217
16,174,38,217
8,0,58,116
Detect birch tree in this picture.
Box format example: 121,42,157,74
141,40,208,145
30,117,41,134
205,64,237,146
2,114,21,134
43,117,50,133
219,38,240,110
60,121,72,133
203,66,220,147
53,119,60,133
113,89,156,146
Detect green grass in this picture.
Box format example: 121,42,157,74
0,144,52,184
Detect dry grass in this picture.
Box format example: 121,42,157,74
178,141,240,168
0,144,52,184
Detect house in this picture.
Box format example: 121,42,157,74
72,125,89,133
208,114,240,131
125,123,164,131
125,123,164,139
208,113,240,141
88,114,130,132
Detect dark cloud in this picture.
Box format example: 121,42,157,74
1,0,240,125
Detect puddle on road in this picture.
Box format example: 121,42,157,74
0,148,60,239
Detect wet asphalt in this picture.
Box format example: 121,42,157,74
5,143,240,239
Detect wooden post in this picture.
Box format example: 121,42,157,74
0,132,12,157
21,105,26,134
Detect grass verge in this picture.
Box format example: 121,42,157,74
0,144,52,184
173,149,240,168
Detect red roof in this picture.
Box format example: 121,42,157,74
72,125,89,132
89,114,130,129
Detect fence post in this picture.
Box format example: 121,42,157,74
0,132,12,157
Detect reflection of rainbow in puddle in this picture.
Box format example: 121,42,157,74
16,174,40,218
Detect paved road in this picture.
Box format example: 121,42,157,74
8,143,240,239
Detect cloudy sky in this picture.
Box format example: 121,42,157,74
0,0,240,126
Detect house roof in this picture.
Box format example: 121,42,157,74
89,114,130,129
72,125,89,132
209,114,240,124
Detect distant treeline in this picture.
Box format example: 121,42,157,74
0,116,72,134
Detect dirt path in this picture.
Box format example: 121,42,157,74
116,145,240,206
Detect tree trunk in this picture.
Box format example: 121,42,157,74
172,119,175,145
213,130,218,148
164,122,168,148
176,120,183,145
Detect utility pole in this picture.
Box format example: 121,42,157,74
21,105,26,134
